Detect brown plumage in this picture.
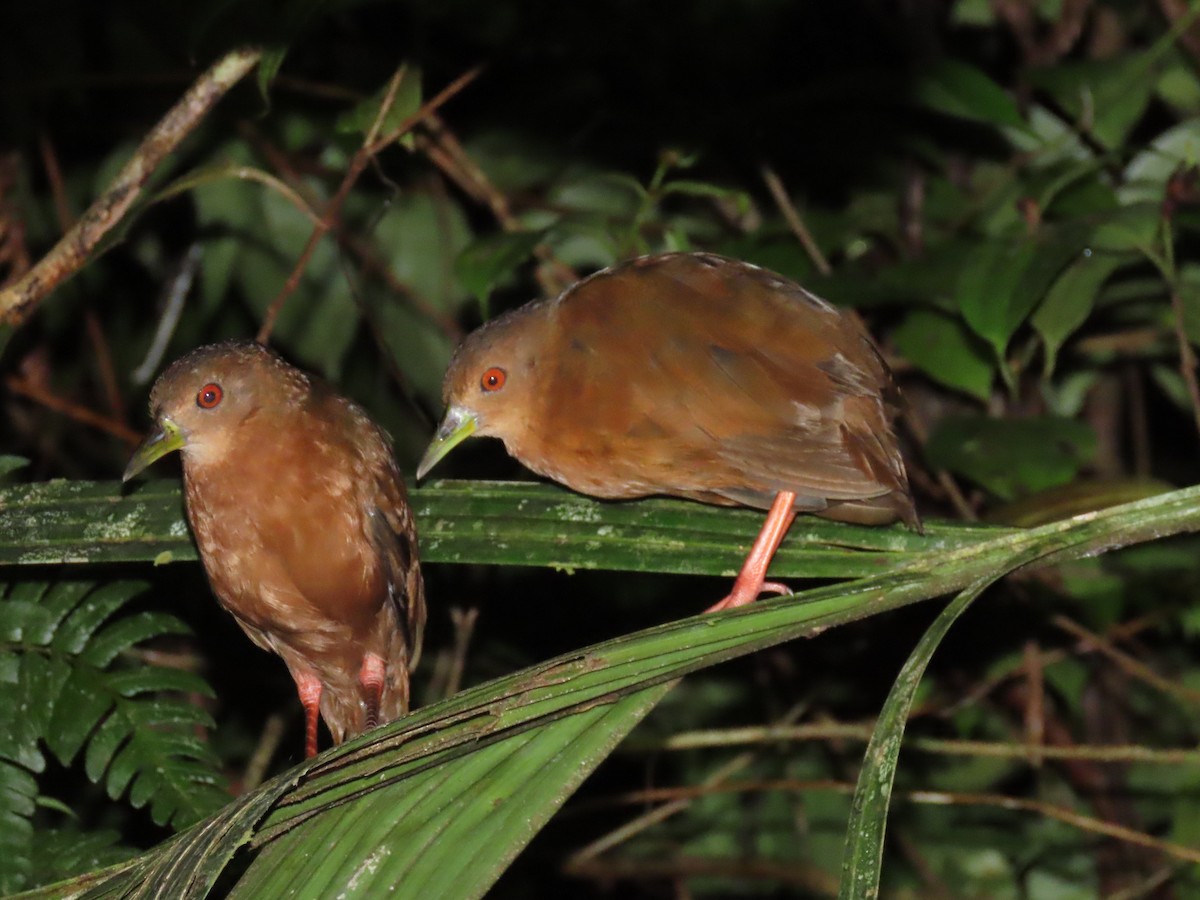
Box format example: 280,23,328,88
124,340,425,756
419,252,918,609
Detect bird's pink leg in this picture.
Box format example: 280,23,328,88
295,672,323,758
707,490,797,612
359,652,386,730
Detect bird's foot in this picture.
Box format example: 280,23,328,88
295,673,323,758
706,490,798,613
359,653,386,730
706,579,792,613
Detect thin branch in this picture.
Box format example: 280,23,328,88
1052,614,1200,708
256,64,482,344
901,403,977,520
242,713,288,792
132,244,203,385
417,113,578,297
444,606,479,698
39,130,128,422
5,375,143,444
760,164,832,276
1158,0,1200,64
603,778,1200,866
565,704,805,871
0,48,262,329
653,720,1200,766
1169,289,1200,440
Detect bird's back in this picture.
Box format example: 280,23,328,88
530,253,917,527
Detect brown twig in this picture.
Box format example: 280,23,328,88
567,854,837,893
992,0,1093,65
86,311,126,420
1159,0,1200,64
256,64,482,344
654,720,1200,765
1052,614,1200,708
0,154,32,287
38,132,73,229
5,374,142,444
416,113,578,297
1023,640,1045,767
242,713,288,792
900,403,977,520
1169,290,1200,440
941,612,1166,716
601,778,1200,866
759,164,832,276
444,606,479,698
567,854,837,894
37,132,129,428
0,48,262,330
337,230,463,341
565,704,805,872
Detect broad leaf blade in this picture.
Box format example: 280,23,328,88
231,685,672,899
26,484,1200,899
838,577,994,900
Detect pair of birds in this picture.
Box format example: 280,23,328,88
125,252,919,757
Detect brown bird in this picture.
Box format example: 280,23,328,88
124,340,425,757
418,252,918,610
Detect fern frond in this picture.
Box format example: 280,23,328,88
0,580,229,892
0,759,37,893
27,826,130,887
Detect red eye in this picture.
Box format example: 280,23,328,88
481,367,507,392
196,383,223,409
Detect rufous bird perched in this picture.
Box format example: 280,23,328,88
418,252,918,610
125,340,425,757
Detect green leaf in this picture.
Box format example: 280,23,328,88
231,685,673,898
0,760,36,893
661,179,752,215
1029,52,1162,151
839,577,994,899
956,235,1081,366
245,188,360,379
1180,264,1200,349
925,414,1098,501
52,582,143,656
3,579,227,835
1032,251,1126,376
0,457,28,478
1089,204,1161,252
256,47,287,103
371,187,475,416
26,827,130,889
0,479,990,578
956,238,1039,361
27,483,1200,898
1004,105,1093,168
912,59,1025,129
81,613,191,668
336,67,423,138
892,309,993,401
1120,117,1200,204
454,230,547,309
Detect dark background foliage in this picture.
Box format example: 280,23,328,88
4,0,1200,896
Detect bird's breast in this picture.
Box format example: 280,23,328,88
181,426,385,643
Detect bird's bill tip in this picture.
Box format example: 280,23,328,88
416,407,477,480
123,418,186,482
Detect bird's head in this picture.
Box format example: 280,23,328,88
123,340,309,481
417,302,550,480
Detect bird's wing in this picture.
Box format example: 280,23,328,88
369,457,426,672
